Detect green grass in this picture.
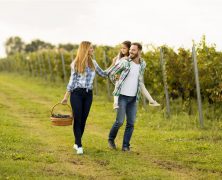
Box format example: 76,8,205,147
0,72,222,180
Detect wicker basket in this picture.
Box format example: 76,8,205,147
50,103,73,126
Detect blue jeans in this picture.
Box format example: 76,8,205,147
70,88,93,147
109,94,137,148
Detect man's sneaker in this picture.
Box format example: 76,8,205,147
73,144,78,151
113,103,119,110
122,146,130,151
108,140,116,149
149,100,160,107
77,147,83,155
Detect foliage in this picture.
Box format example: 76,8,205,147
4,36,25,56
1,36,222,116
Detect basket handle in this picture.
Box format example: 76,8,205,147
51,103,73,117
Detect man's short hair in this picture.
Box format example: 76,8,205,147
131,42,142,51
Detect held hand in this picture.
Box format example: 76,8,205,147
61,98,68,104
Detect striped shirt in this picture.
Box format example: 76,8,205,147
67,60,107,92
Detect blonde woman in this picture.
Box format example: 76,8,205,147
61,41,107,155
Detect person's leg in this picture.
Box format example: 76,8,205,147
113,96,119,109
123,96,137,149
70,90,83,148
109,95,127,141
141,83,160,106
80,91,93,139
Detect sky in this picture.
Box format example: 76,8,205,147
0,0,222,57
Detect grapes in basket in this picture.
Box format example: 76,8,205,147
52,113,71,118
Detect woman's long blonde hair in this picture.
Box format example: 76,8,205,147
72,41,95,73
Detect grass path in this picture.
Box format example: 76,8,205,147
0,73,222,179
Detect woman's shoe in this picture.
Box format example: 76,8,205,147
73,144,78,151
77,147,83,155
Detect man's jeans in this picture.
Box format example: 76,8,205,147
109,94,137,148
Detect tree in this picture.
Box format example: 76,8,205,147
58,43,78,52
25,39,54,52
5,36,25,56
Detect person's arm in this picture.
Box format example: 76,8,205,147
61,91,70,104
93,60,108,77
61,69,74,104
107,59,128,84
109,56,118,68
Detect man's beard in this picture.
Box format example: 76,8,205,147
130,53,139,59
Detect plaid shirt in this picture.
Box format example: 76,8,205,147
67,60,107,92
107,58,146,101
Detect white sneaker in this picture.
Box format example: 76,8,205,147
73,144,78,151
149,100,160,107
77,147,83,155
